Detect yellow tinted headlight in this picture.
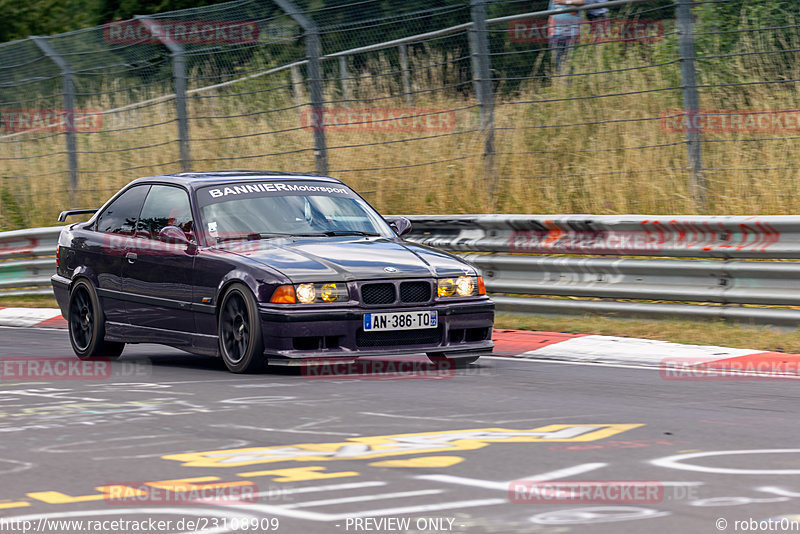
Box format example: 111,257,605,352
438,276,479,298
320,283,342,302
437,278,456,297
293,282,347,304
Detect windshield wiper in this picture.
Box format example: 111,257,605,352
217,231,379,243
216,232,292,243
321,230,381,237
275,232,379,237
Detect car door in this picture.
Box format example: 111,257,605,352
87,184,150,324
121,184,197,334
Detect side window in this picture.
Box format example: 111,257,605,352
136,185,194,240
96,185,149,235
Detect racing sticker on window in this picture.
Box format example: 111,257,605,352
207,221,218,238
200,181,355,204
162,425,644,467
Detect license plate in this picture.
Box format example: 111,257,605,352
363,311,438,331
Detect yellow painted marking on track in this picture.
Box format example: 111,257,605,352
236,466,359,482
164,425,644,468
369,456,464,468
27,485,148,504
146,476,253,491
0,501,30,509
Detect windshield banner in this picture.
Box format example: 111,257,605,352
199,181,354,205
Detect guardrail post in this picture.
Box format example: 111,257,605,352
31,37,79,205
136,16,191,173
275,0,328,175
677,0,706,212
399,44,413,106
469,0,498,206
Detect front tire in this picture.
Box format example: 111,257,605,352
218,283,265,373
68,279,124,360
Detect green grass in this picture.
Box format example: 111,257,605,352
0,295,59,308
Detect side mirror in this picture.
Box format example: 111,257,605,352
388,217,412,237
159,225,191,245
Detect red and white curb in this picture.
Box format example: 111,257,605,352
1,308,797,374
0,307,66,329
491,330,800,375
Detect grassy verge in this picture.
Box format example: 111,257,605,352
0,295,59,308
495,313,800,354
2,22,799,229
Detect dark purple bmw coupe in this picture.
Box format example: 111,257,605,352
51,172,494,373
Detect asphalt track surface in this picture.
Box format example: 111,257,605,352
1,326,800,534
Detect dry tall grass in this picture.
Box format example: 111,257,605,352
1,26,799,230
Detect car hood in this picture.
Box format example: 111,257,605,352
220,237,476,282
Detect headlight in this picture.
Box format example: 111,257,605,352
437,276,485,298
456,276,474,296
296,283,316,304
272,282,347,304
437,278,456,297
320,283,341,302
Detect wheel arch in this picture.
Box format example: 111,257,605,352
214,270,264,320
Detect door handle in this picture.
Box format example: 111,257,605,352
126,252,137,264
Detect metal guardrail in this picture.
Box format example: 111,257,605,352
405,215,800,326
5,216,800,327
0,227,62,296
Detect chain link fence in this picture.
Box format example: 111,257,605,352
0,0,798,229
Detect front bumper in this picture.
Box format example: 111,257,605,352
259,299,494,361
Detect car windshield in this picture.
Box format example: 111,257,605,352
197,180,394,243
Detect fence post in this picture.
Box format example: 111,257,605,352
469,0,497,205
32,37,78,205
291,64,305,108
275,0,328,175
676,0,706,212
339,56,352,102
136,16,191,172
399,44,413,106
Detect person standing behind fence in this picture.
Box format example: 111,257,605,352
585,0,609,21
548,0,588,73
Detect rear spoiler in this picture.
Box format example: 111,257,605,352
58,209,98,222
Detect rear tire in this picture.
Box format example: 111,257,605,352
218,283,265,373
68,279,124,360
